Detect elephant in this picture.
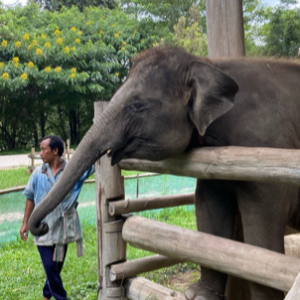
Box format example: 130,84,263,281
29,47,300,300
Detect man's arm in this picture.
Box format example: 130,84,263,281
20,199,35,241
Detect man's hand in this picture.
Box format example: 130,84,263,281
20,223,29,241
20,199,35,241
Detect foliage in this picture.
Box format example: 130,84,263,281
30,0,117,11
0,3,164,150
264,6,300,57
120,0,206,32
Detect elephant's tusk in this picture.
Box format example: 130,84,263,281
107,149,112,154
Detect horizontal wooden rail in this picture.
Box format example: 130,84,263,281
110,255,182,281
119,146,300,186
122,215,300,292
108,193,194,216
124,277,186,300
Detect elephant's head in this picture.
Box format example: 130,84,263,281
29,47,238,236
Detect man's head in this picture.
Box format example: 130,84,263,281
39,135,64,164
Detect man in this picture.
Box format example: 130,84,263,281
20,135,94,300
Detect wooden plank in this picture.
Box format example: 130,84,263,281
109,193,194,216
119,147,300,186
122,215,300,292
94,102,126,300
206,0,245,58
124,277,186,300
110,255,182,281
284,272,300,300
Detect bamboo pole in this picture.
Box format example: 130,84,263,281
110,255,183,281
66,139,70,160
119,147,300,186
94,102,126,300
122,215,300,292
124,277,186,300
108,193,194,216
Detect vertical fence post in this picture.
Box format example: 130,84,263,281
94,102,126,300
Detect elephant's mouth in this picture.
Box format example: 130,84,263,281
107,138,136,166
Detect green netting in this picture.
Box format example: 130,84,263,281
0,175,196,246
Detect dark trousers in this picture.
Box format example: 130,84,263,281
37,245,68,300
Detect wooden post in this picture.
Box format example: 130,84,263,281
94,101,126,300
123,215,300,292
206,0,245,58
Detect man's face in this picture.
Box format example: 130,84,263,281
39,138,57,164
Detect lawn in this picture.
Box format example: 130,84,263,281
0,164,198,299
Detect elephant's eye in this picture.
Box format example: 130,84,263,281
132,102,144,111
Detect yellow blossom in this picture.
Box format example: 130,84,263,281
141,39,144,44
64,46,70,53
21,73,27,80
111,24,115,27
133,30,137,36
56,38,63,44
44,42,51,49
54,67,61,72
118,30,121,34
86,21,91,25
71,46,76,51
23,34,29,40
41,34,46,39
71,68,76,73
122,41,126,46
15,41,21,48
28,61,34,68
70,73,76,78
54,29,61,36
75,38,81,43
121,47,125,51
99,39,102,43
114,33,119,38
0,62,4,69
44,66,51,72
32,40,38,46
71,27,76,31
115,72,119,77
77,31,82,35
99,30,104,34
1,40,7,47
2,73,9,79
27,45,32,50
12,57,19,66
36,48,42,56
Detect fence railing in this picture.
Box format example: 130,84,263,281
94,101,300,300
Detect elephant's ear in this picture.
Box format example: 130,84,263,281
185,61,238,136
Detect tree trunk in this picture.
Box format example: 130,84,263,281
206,0,245,58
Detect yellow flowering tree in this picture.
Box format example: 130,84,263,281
0,3,164,150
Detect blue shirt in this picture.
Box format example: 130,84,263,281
23,159,94,246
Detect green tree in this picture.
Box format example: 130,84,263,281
264,5,300,57
30,0,117,11
0,3,163,149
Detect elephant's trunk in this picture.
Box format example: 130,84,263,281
28,104,115,236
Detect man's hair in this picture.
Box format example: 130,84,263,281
41,135,64,157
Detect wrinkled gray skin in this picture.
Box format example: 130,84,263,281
29,47,300,300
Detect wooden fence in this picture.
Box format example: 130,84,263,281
94,102,300,300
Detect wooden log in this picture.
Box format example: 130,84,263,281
122,215,300,292
119,147,300,186
124,277,186,300
94,102,126,300
110,255,183,281
0,186,26,195
284,272,300,300
109,193,194,216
